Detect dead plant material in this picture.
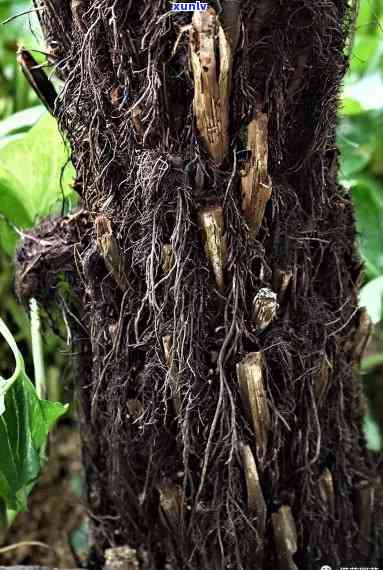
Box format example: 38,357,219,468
356,481,376,545
162,244,174,275
354,308,373,363
162,335,172,368
95,215,128,291
104,547,139,570
162,335,181,415
241,114,272,236
236,352,270,462
189,8,233,164
271,506,298,570
17,47,57,115
157,479,184,534
319,468,335,515
221,0,241,51
240,444,266,533
252,288,278,331
199,205,227,289
15,209,91,307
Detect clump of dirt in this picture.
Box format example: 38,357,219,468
0,425,86,568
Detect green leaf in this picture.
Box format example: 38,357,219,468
338,113,377,177
0,318,67,513
0,114,78,253
359,276,383,324
0,164,32,254
349,34,380,76
340,97,364,117
350,175,383,278
0,106,45,139
0,113,77,219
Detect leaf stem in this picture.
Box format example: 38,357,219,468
30,298,46,400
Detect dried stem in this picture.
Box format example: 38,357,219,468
162,244,174,275
162,335,181,414
104,547,139,570
190,8,235,164
319,468,335,514
240,443,266,534
236,352,270,462
252,288,278,331
95,215,128,291
271,506,298,570
241,114,272,236
199,205,227,290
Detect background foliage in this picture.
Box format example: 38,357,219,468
0,0,75,535
0,0,382,533
338,0,383,449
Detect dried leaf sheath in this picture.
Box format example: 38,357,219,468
17,47,57,115
319,468,335,514
105,547,139,570
272,506,298,570
241,444,267,529
199,206,227,290
236,352,270,461
241,114,272,236
95,215,128,291
190,9,234,164
162,244,174,275
252,288,278,331
162,335,181,414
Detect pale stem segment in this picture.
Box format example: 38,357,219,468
241,114,272,237
271,505,298,570
236,352,270,463
189,8,235,165
199,205,227,290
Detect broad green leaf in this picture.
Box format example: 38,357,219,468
356,0,382,27
0,134,25,149
0,318,67,513
0,114,78,253
0,113,77,219
340,97,364,116
0,164,32,254
350,175,383,278
0,106,45,139
350,34,380,76
338,113,378,177
359,276,383,324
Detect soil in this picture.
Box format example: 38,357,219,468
0,424,86,569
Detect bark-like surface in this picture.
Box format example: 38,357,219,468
16,1,382,568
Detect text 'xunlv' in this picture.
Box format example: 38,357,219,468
171,2,209,11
